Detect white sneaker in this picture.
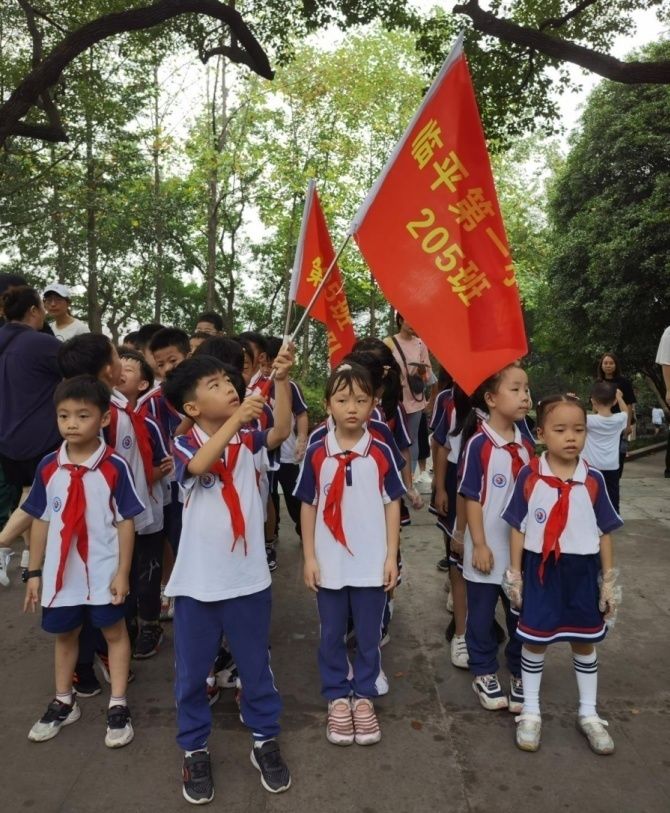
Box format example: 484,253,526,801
0,547,12,587
450,634,469,669
515,713,542,751
326,698,354,746
577,715,615,754
28,699,81,742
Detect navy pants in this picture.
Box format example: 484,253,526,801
600,468,620,514
317,586,387,701
465,581,521,677
174,588,281,751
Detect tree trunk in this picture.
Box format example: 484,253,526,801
84,60,101,333
50,144,65,282
152,62,164,322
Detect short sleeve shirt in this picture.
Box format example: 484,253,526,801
583,413,628,471
22,441,144,607
165,424,271,601
656,326,670,366
294,429,405,589
502,453,622,555
386,334,433,415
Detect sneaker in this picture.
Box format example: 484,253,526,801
133,623,163,659
94,652,135,686
215,663,239,689
0,547,12,587
450,634,469,669
326,698,354,746
266,544,277,572
72,666,102,698
515,713,542,752
436,556,450,572
508,676,524,714
206,681,220,706
352,697,381,745
28,699,81,742
105,705,134,748
250,740,291,793
576,715,615,755
159,593,175,622
472,674,509,711
182,750,214,805
379,627,390,647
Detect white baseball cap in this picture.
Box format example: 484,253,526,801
43,282,71,299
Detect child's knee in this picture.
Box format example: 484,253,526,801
570,642,595,656
102,619,129,645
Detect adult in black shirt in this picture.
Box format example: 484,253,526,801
596,352,635,477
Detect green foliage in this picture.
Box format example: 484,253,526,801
544,40,670,387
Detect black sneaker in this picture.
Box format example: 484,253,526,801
182,750,214,805
105,705,134,748
28,699,81,742
72,665,102,697
250,740,291,793
265,543,278,572
436,556,450,572
133,623,163,659
445,617,456,642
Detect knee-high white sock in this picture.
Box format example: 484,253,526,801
520,647,544,715
573,651,598,717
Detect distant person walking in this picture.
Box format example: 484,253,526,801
651,407,665,436
655,326,670,477
595,352,635,478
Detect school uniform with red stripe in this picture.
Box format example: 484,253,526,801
502,452,622,644
21,440,145,608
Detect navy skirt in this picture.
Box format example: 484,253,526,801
516,551,607,645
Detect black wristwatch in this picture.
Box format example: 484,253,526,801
22,569,42,583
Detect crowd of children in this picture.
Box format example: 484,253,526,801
0,287,624,805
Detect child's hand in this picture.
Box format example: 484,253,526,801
615,388,623,401
303,557,320,592
158,455,174,476
294,436,307,463
598,568,620,619
433,487,448,515
23,577,40,613
110,573,129,606
383,557,399,592
472,543,494,574
272,343,295,382
236,395,265,425
408,487,424,510
502,568,523,608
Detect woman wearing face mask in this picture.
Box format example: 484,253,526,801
42,283,89,342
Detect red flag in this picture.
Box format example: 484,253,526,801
290,181,356,366
350,35,527,394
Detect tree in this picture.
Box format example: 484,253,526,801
543,40,670,392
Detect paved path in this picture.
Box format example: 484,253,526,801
1,454,669,812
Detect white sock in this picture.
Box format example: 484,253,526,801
20,548,30,569
573,651,598,717
520,647,544,715
109,695,126,709
56,692,73,706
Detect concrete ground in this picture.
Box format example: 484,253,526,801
1,453,669,813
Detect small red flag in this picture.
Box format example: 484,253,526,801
290,181,356,367
350,36,527,394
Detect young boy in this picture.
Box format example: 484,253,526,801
117,348,173,658
583,381,630,513
22,376,144,747
162,347,295,803
148,327,190,380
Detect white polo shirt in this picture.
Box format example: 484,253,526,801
458,422,534,585
165,424,271,602
22,441,144,607
308,416,407,473
583,412,628,471
502,452,622,555
294,428,406,589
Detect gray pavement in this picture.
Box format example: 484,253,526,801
1,453,669,813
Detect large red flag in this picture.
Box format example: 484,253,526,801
290,181,356,367
350,35,527,394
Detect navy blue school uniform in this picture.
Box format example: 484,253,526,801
502,453,623,645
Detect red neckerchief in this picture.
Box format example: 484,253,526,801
51,446,113,606
124,402,155,495
323,450,361,555
504,442,525,479
209,443,247,554
528,457,578,583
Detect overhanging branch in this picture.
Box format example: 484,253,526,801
0,0,274,147
453,0,670,84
